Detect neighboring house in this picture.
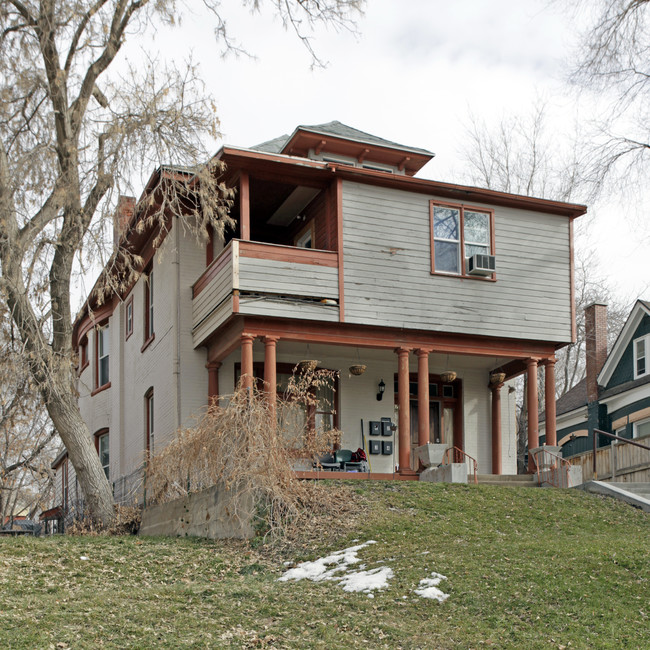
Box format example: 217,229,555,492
47,120,586,510
541,301,650,457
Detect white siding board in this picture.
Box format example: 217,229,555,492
239,298,339,322
342,181,573,343
239,258,338,299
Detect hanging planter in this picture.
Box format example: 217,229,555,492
349,364,367,376
489,372,506,385
440,370,457,383
298,360,320,372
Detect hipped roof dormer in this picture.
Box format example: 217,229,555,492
253,121,434,176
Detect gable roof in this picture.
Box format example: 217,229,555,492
251,134,289,153
598,300,650,386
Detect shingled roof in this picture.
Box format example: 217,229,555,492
540,377,587,423
252,120,433,157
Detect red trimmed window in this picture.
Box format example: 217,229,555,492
144,267,154,343
96,324,110,388
95,429,109,479
430,201,494,276
79,336,89,372
125,296,133,340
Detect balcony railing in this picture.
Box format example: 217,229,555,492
192,240,340,344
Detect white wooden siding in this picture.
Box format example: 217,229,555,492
342,181,573,343
238,258,339,299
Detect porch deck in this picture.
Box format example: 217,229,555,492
295,470,419,481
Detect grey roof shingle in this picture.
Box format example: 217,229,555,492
251,134,290,153
540,377,587,422
293,121,433,155
250,121,433,156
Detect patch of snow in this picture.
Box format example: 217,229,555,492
414,572,449,603
278,540,376,583
339,567,394,593
278,541,391,594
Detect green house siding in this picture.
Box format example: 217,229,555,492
606,315,650,390
608,395,650,438
545,419,590,458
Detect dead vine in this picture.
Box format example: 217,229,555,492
145,365,343,538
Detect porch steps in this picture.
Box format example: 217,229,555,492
476,474,538,487
579,481,650,512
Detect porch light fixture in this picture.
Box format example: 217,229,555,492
376,379,386,401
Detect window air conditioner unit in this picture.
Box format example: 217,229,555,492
467,254,495,276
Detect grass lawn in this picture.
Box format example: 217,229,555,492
1,482,648,649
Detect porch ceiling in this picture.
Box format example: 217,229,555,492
258,340,510,371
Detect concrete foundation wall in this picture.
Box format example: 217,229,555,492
139,484,254,539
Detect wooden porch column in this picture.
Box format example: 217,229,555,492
491,382,503,475
396,347,412,474
263,336,279,421
240,172,250,241
416,349,430,448
526,358,539,472
206,361,221,404
240,333,255,392
543,358,557,446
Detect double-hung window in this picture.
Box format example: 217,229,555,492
97,325,110,387
634,335,648,379
430,201,494,276
145,388,154,455
96,430,109,479
145,269,154,340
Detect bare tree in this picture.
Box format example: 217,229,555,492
0,0,363,525
569,0,650,198
0,306,58,525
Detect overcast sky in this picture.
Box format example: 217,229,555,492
119,0,648,305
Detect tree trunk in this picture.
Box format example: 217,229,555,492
44,380,114,526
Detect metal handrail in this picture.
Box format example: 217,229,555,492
531,447,571,488
592,428,650,480
442,446,478,484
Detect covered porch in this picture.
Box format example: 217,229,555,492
202,316,559,477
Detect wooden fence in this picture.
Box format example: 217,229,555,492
567,434,650,482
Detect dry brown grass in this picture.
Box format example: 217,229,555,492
145,365,349,539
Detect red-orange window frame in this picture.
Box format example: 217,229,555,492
125,295,134,340
429,200,496,280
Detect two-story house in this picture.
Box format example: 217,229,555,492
541,301,650,460
56,121,586,509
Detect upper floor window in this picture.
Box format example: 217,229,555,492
95,430,109,479
144,267,154,344
125,296,133,340
79,336,89,372
634,335,648,379
634,417,650,439
97,324,110,387
430,202,494,276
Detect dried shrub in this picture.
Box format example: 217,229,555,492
145,366,342,537
67,504,142,536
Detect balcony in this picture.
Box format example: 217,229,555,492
192,240,340,345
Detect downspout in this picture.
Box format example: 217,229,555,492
174,217,182,430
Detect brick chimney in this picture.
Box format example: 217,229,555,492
114,195,136,248
585,302,608,403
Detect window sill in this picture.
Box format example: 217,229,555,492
78,360,89,375
141,333,155,353
125,329,133,341
91,382,111,397
430,271,496,282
